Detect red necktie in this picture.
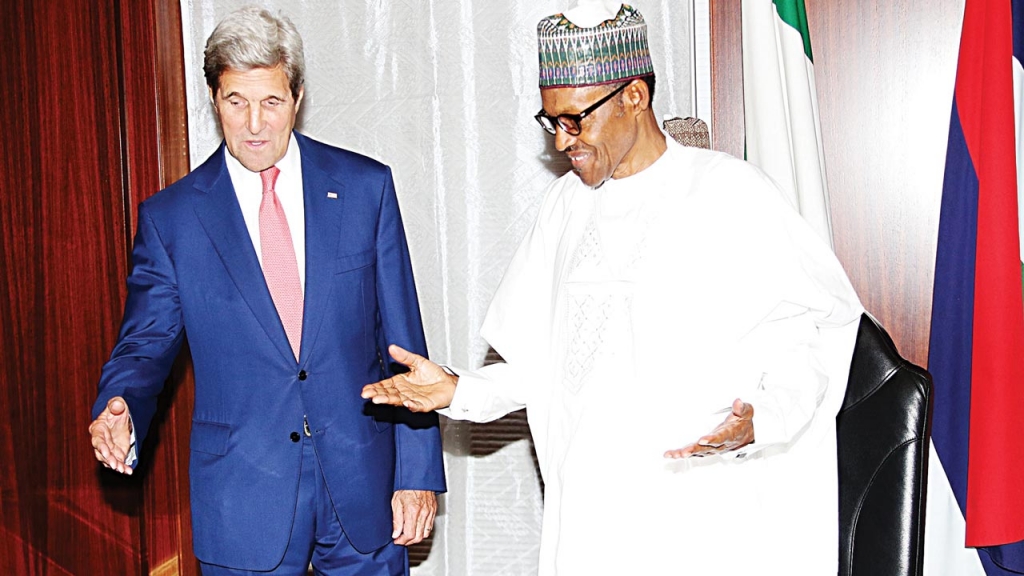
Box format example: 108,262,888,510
259,166,303,360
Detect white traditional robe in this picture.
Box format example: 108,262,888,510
445,138,864,575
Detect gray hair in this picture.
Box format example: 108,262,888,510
204,6,305,99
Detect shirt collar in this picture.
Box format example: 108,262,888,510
224,132,301,192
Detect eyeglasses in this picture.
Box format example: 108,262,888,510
534,81,631,136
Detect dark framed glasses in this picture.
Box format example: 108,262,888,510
534,81,631,136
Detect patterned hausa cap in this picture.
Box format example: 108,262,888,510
537,4,654,88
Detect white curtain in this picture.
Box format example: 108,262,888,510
181,1,695,573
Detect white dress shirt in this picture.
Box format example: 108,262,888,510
225,133,306,290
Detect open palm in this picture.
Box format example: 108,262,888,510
361,344,457,412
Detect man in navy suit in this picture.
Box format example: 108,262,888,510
87,7,445,574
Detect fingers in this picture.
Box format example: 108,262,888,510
664,439,725,458
392,494,405,540
90,425,114,464
361,381,386,399
360,380,422,411
360,378,437,412
392,496,422,546
89,421,132,475
361,379,403,403
388,344,445,381
694,422,748,453
388,344,421,368
409,506,428,545
728,398,753,421
424,502,436,539
392,491,437,546
107,396,127,416
96,436,131,474
664,441,725,459
664,443,699,459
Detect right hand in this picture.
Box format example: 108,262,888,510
361,345,457,412
89,396,134,475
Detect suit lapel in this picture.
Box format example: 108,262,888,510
191,146,297,364
296,134,346,364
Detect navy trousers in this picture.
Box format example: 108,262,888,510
200,435,408,576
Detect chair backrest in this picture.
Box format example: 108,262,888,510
663,116,711,149
837,313,932,576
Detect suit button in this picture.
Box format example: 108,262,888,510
290,431,301,442
298,370,307,381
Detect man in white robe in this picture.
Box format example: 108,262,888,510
364,4,864,574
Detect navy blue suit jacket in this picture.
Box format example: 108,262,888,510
93,132,446,569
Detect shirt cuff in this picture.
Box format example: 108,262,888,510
438,367,483,420
125,414,138,468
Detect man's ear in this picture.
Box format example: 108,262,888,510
208,86,218,113
294,86,305,111
625,80,651,113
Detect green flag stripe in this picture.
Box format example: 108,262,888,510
772,0,813,62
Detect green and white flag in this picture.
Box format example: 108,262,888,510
742,0,833,249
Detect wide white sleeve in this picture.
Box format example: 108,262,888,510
439,362,531,423
737,307,832,453
725,309,860,459
703,161,863,456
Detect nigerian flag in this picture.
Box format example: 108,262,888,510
742,0,833,249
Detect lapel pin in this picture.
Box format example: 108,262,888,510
326,191,338,199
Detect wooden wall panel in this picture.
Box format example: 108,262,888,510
1,0,191,573
119,0,196,572
708,2,965,367
808,0,965,366
710,1,744,157
118,0,196,573
0,0,143,572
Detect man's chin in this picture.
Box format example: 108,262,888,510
574,170,608,189
234,153,274,173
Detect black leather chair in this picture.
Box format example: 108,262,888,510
837,313,932,576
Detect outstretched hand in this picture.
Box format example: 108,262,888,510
361,345,457,412
664,398,754,459
89,396,134,475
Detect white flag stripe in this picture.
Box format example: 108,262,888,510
924,441,988,575
742,0,834,248
1014,54,1023,263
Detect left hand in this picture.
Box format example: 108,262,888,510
664,398,755,459
391,489,437,545
362,345,457,412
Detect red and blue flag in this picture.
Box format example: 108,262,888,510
928,0,1024,573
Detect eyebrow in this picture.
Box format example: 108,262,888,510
220,91,288,102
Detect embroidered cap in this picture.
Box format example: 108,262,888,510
537,4,654,88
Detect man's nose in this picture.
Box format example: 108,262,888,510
247,106,265,134
554,125,577,152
